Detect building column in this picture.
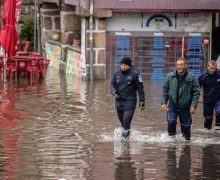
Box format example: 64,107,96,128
86,18,106,79
216,13,220,27
60,3,81,65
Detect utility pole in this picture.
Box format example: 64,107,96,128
89,0,94,80
34,0,37,51
36,4,41,54
33,0,41,53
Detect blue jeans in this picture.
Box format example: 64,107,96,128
203,101,220,129
167,106,192,140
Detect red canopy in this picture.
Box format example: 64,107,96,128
0,0,18,57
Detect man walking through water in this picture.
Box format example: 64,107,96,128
110,57,145,139
161,57,200,142
198,60,220,130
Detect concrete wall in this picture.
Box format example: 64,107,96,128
106,13,212,32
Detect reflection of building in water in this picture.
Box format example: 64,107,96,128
202,145,220,179
166,145,191,179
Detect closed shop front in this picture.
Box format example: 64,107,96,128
106,13,211,80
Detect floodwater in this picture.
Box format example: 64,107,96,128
0,68,220,180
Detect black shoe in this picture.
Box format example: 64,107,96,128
185,137,190,143
122,130,130,139
185,139,190,144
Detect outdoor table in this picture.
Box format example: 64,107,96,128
2,55,49,81
11,56,32,71
7,56,43,80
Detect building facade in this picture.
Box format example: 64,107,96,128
40,0,220,80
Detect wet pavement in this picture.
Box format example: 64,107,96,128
0,68,220,179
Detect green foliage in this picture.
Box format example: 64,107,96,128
20,19,34,51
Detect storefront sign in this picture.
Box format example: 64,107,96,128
115,32,131,36
146,14,173,30
154,32,164,36
189,33,201,37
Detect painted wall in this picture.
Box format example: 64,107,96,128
45,42,62,69
66,48,87,77
106,13,212,33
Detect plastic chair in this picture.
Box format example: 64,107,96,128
27,59,41,82
16,40,30,55
39,58,50,79
4,59,17,79
30,52,41,57
23,41,30,52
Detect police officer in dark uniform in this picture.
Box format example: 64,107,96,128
110,57,145,138
198,60,220,130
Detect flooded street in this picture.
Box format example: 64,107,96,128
0,69,220,180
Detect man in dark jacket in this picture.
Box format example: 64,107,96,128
110,57,145,139
198,60,220,130
161,57,200,141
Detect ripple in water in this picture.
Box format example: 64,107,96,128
100,127,220,145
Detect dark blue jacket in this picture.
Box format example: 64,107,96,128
110,68,145,110
198,69,220,104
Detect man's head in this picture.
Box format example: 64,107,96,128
207,60,217,75
120,57,131,71
176,57,187,75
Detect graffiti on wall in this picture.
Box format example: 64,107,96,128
45,42,62,69
66,49,86,77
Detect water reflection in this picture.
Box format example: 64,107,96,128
0,69,220,179
114,141,145,180
114,141,136,180
202,145,220,179
0,82,25,178
166,144,191,179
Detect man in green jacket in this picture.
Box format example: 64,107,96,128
161,57,200,141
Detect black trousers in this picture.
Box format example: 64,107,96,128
203,101,220,129
117,109,135,130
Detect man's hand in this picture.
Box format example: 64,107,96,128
111,90,119,99
161,104,168,111
190,106,196,114
139,101,145,111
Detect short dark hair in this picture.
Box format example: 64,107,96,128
176,57,186,62
207,60,217,66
